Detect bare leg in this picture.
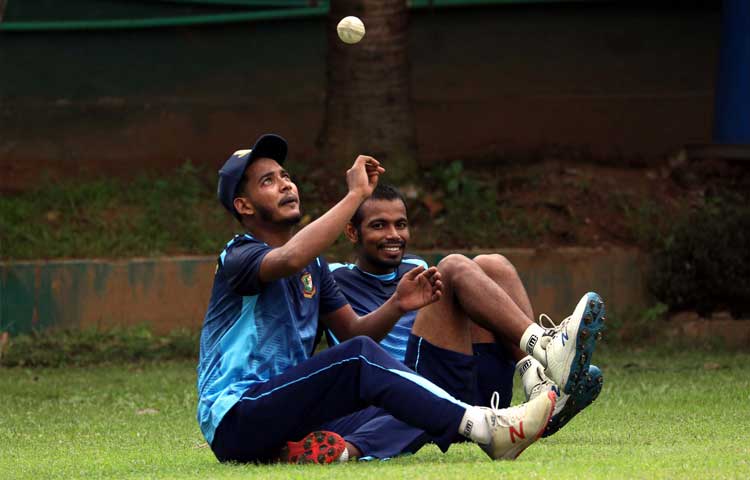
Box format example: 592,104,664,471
345,441,362,459
412,254,534,353
472,254,535,362
411,255,473,355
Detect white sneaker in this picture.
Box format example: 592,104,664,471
539,292,605,394
478,390,556,460
519,356,603,438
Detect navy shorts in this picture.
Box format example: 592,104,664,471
405,335,515,409
404,334,478,404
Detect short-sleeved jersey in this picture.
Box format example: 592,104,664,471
197,234,348,445
329,255,428,362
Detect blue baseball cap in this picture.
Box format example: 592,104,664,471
217,133,288,218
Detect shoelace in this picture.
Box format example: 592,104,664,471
490,391,501,412
490,391,525,424
538,313,571,335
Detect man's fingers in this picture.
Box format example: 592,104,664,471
365,165,385,177
403,265,426,280
415,267,439,283
357,155,379,168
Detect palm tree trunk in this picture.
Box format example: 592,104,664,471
318,0,417,184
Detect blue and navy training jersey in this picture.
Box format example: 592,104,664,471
329,255,428,362
196,234,348,445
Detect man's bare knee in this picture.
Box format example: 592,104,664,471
474,253,518,280
437,254,475,280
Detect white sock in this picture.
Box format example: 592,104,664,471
337,448,350,462
516,355,549,401
458,406,491,444
515,355,536,379
520,324,547,365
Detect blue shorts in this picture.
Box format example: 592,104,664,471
407,335,515,408
404,334,478,404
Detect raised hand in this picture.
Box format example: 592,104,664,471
346,155,386,199
393,266,443,312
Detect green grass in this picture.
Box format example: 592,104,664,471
2,347,749,479
0,327,200,367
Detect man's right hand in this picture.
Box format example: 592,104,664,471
346,155,385,199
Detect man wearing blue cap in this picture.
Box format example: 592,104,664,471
196,134,557,465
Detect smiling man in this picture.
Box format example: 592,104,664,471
327,184,606,459
196,134,557,465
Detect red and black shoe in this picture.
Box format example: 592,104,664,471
279,431,346,465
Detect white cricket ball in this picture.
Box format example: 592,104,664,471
337,16,365,44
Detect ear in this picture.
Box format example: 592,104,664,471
344,222,359,244
233,197,255,217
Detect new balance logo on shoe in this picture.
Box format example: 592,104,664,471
526,335,538,355
561,331,569,346
509,422,525,444
478,391,555,460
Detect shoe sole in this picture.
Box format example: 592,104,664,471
543,365,603,437
279,431,346,465
504,390,557,460
561,292,605,394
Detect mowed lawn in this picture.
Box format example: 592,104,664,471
1,347,749,480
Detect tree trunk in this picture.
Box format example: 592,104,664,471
318,0,417,185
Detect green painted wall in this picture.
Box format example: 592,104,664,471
0,248,650,335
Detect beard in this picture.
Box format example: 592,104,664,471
360,246,403,271
256,203,302,226
370,255,401,270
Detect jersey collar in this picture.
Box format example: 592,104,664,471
356,265,398,281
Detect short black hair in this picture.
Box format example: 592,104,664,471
351,184,407,229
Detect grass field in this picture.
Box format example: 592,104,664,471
2,346,749,479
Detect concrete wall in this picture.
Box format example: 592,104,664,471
0,248,649,335
0,3,720,191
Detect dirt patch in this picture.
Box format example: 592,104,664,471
397,155,749,251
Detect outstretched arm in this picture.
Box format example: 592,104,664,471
258,156,384,282
323,266,443,342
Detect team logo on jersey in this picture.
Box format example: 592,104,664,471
300,271,316,298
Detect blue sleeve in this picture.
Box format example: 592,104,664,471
402,254,429,270
222,238,273,296
317,257,350,315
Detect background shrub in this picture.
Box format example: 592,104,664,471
649,195,750,316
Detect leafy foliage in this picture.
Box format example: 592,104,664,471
0,162,237,259
419,161,547,248
649,196,750,316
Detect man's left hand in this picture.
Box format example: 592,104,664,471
394,266,443,312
